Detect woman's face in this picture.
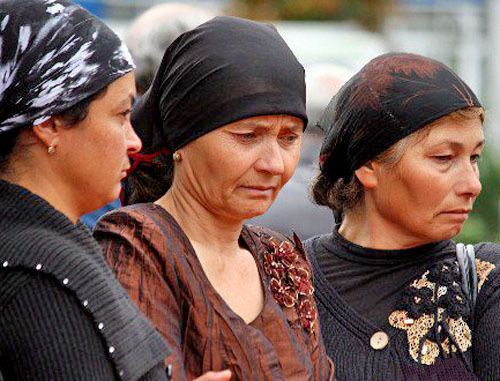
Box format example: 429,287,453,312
55,72,141,214
368,115,484,245
176,115,304,221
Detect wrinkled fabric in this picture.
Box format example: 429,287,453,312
94,203,334,381
132,15,307,154
0,0,134,133
318,52,482,183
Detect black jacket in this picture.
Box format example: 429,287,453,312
0,180,170,381
306,232,500,381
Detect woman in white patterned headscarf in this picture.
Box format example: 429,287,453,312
0,1,171,380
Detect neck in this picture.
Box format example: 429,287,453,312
1,164,81,223
156,183,243,256
339,202,427,250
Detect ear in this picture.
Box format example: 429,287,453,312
354,161,380,189
32,116,64,149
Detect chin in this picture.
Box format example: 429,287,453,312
429,225,464,242
109,183,122,201
447,226,465,240
236,206,271,221
95,188,121,211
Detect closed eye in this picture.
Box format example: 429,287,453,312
433,155,453,162
280,134,300,144
233,132,257,142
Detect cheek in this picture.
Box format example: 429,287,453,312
100,127,128,161
397,168,450,217
189,145,246,191
281,146,301,182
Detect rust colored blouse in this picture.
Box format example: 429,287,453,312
94,203,334,381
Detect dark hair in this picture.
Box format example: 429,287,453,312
123,151,174,204
0,87,107,174
311,173,362,221
0,128,22,174
59,86,107,125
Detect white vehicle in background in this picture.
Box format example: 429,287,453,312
276,21,389,69
276,21,390,123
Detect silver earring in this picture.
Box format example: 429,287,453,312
47,145,56,155
172,151,181,162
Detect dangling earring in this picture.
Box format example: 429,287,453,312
47,145,56,155
172,151,181,162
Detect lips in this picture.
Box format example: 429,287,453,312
240,185,278,196
244,186,276,191
440,208,471,222
443,209,472,214
121,167,131,179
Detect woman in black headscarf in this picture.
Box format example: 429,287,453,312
94,16,334,381
0,1,170,380
306,52,500,380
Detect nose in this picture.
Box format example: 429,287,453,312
126,123,142,154
455,161,482,199
254,139,285,176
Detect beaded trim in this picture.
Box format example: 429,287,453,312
1,260,123,377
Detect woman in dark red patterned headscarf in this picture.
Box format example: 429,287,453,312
306,52,500,380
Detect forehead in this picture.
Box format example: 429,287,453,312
106,72,136,96
95,72,136,106
413,116,484,148
226,115,304,129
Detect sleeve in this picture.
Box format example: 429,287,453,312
472,266,500,380
139,363,170,381
94,209,187,381
0,272,116,381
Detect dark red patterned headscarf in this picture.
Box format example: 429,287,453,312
318,52,482,183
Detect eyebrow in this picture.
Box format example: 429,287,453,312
283,123,303,131
117,94,135,109
430,139,485,150
234,120,303,130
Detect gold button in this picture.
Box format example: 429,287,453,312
370,331,389,350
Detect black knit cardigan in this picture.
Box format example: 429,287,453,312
0,180,170,381
306,234,500,381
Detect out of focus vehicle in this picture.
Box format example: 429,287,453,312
276,21,389,68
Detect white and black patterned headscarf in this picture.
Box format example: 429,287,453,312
0,0,135,134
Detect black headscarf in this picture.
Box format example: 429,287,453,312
123,16,306,204
0,0,134,133
131,15,307,154
318,52,482,183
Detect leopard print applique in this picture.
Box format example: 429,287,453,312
389,259,495,365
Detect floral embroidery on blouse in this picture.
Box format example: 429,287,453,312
259,231,317,334
389,258,495,365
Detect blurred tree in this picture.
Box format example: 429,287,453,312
231,0,392,30
457,147,500,244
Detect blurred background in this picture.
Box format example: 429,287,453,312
76,0,500,242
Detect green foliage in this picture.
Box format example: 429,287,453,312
456,148,500,244
231,0,392,30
